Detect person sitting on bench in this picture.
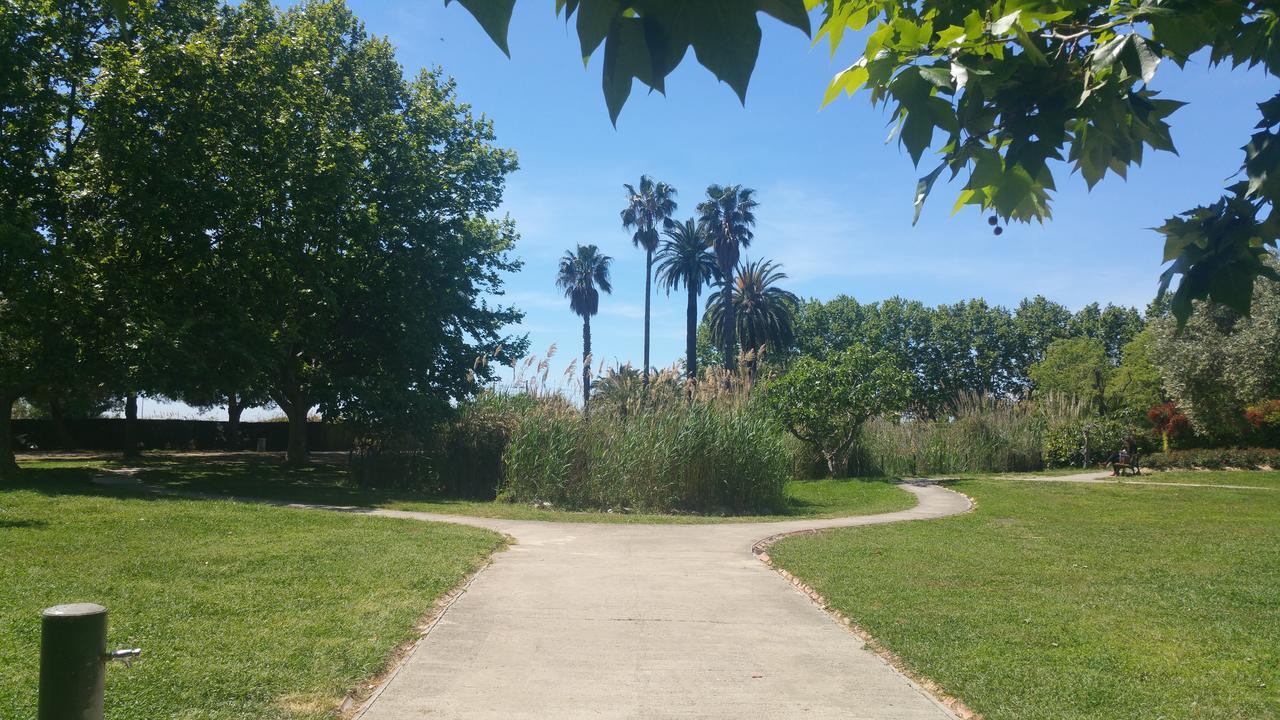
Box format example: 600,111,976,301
1111,445,1138,476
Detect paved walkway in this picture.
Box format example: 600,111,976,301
1008,470,1271,490
337,483,972,720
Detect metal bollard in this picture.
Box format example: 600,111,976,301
38,603,141,720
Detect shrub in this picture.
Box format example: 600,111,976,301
849,394,1078,476
1147,402,1193,452
1144,448,1280,470
1244,399,1280,448
1041,417,1148,467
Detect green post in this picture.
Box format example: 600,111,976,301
39,603,108,720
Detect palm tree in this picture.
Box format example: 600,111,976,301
655,218,717,382
696,184,757,370
704,258,798,379
621,176,677,387
556,244,613,411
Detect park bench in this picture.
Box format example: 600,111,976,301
1110,455,1141,476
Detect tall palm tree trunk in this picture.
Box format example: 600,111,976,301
685,283,698,381
582,315,592,412
722,282,736,373
643,249,652,387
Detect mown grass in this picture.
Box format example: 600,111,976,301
1119,469,1279,487
0,468,504,719
768,472,1280,720
13,454,915,524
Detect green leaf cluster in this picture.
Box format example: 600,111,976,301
4,0,529,469
448,0,811,123
452,0,1280,320
763,344,911,476
791,293,1145,419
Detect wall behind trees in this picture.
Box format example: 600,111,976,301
11,419,352,453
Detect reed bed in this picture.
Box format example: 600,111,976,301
850,393,1090,477
491,353,789,513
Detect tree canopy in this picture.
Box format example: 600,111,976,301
4,0,527,470
764,344,912,476
448,0,1280,324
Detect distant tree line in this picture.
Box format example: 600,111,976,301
788,295,1146,420
0,0,526,477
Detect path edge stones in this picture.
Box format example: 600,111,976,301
752,482,980,720
343,533,516,719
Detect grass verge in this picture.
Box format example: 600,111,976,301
767,472,1280,720
0,469,503,719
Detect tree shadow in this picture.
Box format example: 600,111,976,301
5,455,442,510
0,518,49,529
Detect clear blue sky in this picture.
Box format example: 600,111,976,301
154,2,1277,418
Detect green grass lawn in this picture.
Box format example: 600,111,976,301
1120,469,1279,487
768,472,1280,720
0,469,504,719
13,454,916,523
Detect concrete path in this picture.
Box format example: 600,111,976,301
1007,470,1272,491
345,483,972,720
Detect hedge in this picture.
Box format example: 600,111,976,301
1143,448,1280,470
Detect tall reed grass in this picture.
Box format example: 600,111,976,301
849,393,1089,476
492,352,790,513
500,399,788,512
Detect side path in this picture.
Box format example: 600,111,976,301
1008,470,1272,490
347,483,973,720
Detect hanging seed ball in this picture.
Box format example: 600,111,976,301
993,226,1004,236
988,215,998,226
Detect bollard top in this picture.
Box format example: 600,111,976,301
42,603,107,618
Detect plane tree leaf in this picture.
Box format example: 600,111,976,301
453,1,1280,316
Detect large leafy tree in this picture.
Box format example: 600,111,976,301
793,293,1143,417
764,344,911,476
704,258,799,378
1107,328,1165,421
78,0,233,457
1152,262,1280,439
97,0,270,450
1068,303,1146,363
655,218,717,381
98,0,524,466
556,244,614,411
453,0,1280,322
1012,295,1073,373
620,175,677,387
247,1,523,464
696,184,758,371
1,0,116,475
1029,336,1111,414
930,298,1021,401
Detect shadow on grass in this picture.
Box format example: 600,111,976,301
0,518,49,529
6,457,921,521
5,456,430,510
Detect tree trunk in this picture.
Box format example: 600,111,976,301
582,316,592,414
722,283,736,372
0,395,19,479
49,396,71,449
823,449,839,478
685,284,698,381
123,393,140,459
226,392,243,451
643,250,652,387
273,384,311,467
285,406,307,467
